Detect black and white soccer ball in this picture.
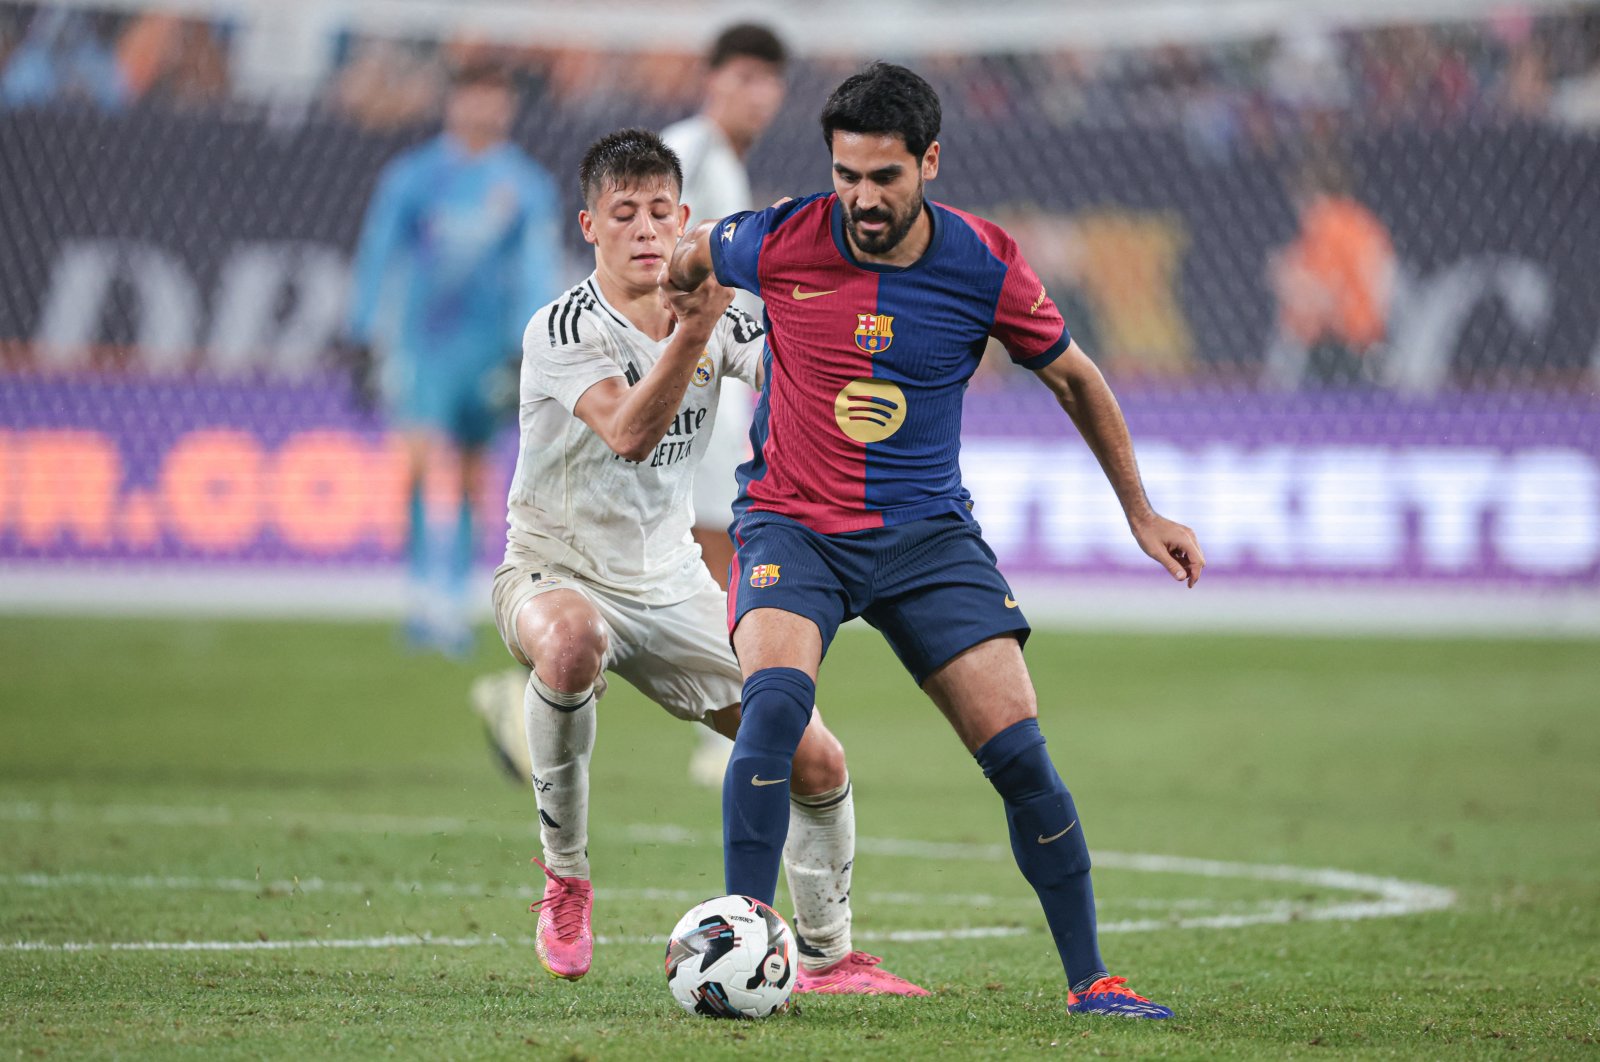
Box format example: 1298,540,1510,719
664,894,795,1019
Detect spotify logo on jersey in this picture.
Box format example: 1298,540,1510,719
834,378,907,443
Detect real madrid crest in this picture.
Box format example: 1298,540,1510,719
693,352,715,387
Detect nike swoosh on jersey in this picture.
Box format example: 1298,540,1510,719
791,285,837,301
1004,595,1019,608
751,775,788,787
1037,821,1077,844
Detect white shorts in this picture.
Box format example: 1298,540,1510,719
492,558,742,722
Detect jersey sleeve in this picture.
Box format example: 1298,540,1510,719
521,307,624,416
707,207,771,296
990,241,1072,371
716,306,767,389
708,195,823,298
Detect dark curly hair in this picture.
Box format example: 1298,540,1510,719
820,62,942,159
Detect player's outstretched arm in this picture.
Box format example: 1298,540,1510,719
666,219,718,293
1034,342,1206,587
570,276,733,463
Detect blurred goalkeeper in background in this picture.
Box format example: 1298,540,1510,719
661,22,788,788
342,62,561,655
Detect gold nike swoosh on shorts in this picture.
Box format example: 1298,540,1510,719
751,775,788,787
1004,595,1019,608
1037,821,1078,844
791,285,837,301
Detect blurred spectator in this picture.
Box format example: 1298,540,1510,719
1265,153,1396,388
546,47,644,111
331,37,442,130
1034,50,1097,126
1267,22,1351,116
1,8,127,109
1359,24,1477,125
14,2,1597,138
0,8,20,71
116,13,229,107
1484,8,1552,119
1549,8,1600,128
984,208,1106,385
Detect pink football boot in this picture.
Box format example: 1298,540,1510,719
795,951,930,996
530,857,593,980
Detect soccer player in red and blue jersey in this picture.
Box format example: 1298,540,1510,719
666,63,1205,1019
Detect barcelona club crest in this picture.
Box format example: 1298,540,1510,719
748,564,781,588
854,313,895,353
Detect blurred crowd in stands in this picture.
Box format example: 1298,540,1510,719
2,2,1595,392
3,2,1599,134
0,6,227,109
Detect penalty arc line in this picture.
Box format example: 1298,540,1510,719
0,800,1456,926
0,871,1286,915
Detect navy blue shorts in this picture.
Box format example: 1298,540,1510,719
728,511,1030,686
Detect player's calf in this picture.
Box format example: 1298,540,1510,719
724,667,814,903
975,718,1106,989
789,709,847,795
975,721,1170,1016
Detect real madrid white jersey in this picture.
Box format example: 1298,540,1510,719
504,274,765,604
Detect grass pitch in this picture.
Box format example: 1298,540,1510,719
1,613,1597,1059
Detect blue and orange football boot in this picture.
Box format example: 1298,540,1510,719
1066,976,1173,1019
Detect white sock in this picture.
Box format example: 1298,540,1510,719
783,777,854,970
525,668,595,880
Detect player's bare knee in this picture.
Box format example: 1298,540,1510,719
522,602,607,693
791,715,847,794
531,627,606,692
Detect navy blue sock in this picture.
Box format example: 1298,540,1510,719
723,667,815,904
975,718,1106,990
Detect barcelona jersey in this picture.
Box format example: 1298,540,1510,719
710,193,1070,534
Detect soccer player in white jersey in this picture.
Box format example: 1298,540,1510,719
661,23,788,787
490,129,925,995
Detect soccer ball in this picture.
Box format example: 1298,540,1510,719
664,895,796,1019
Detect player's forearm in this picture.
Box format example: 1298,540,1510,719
667,221,717,292
1051,358,1156,525
608,322,715,461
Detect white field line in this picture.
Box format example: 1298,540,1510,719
0,871,1270,916
0,800,1457,931
0,871,1007,910
1,926,1029,954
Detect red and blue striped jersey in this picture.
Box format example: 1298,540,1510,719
710,192,1070,533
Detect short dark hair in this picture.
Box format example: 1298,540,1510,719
820,62,942,159
449,61,513,92
578,128,683,207
708,23,787,70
